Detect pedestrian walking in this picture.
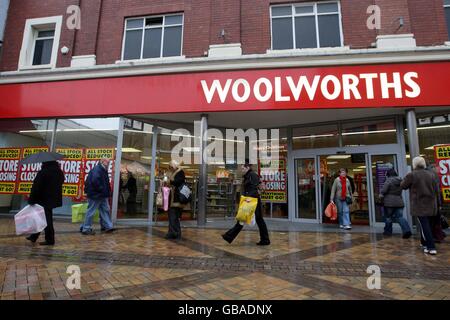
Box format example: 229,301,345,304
124,171,137,214
222,160,270,246
401,156,440,255
427,164,446,242
26,161,64,246
81,157,116,235
165,160,186,240
380,168,412,238
330,168,353,230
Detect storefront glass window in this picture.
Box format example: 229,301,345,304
53,118,120,217
154,121,198,222
0,119,55,214
342,119,397,146
292,124,339,149
118,119,154,219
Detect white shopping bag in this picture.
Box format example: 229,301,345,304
14,204,47,235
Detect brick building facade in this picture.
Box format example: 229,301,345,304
0,0,449,70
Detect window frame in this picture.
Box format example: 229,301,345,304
270,1,344,50
18,16,62,70
121,13,184,61
444,0,450,40
31,29,56,66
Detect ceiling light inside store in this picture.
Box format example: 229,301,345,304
123,129,153,134
118,148,142,153
19,129,53,133
405,154,425,158
352,169,363,172
183,147,200,153
417,124,450,131
326,155,351,160
341,129,396,136
160,132,195,138
327,161,338,165
293,134,334,139
425,144,445,150
61,128,117,132
357,166,366,169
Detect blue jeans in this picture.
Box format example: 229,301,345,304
81,198,113,232
383,207,411,235
335,199,350,226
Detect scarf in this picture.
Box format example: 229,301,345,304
339,176,347,200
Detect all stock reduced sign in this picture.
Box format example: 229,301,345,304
435,145,450,202
0,146,115,199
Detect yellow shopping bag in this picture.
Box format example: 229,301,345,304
71,203,100,223
235,196,258,225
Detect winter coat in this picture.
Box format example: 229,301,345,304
242,169,260,198
330,177,353,202
380,176,404,208
400,168,439,217
84,163,111,200
28,161,64,209
170,168,186,208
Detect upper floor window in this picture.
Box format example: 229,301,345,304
18,16,62,70
122,14,183,60
445,0,450,39
33,30,55,65
271,1,343,50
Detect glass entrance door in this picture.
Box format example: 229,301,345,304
370,154,398,224
295,158,317,220
319,153,370,225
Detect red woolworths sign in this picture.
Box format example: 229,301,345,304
0,62,450,118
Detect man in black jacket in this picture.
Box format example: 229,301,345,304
222,160,270,246
26,161,64,246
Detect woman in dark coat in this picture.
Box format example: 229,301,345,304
222,160,270,246
26,161,64,246
380,168,411,238
401,157,440,255
165,160,186,240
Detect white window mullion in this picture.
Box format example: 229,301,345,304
140,25,145,59
291,5,296,49
160,20,165,58
314,4,320,48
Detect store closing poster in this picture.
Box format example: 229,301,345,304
259,156,287,203
435,145,450,202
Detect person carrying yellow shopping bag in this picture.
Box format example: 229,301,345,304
235,196,258,225
222,160,270,246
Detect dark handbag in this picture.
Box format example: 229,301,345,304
345,196,353,205
178,183,192,204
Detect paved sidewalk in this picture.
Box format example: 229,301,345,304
0,218,449,300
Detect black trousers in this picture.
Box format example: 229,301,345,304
417,216,436,250
167,207,182,239
224,199,270,243
29,207,54,244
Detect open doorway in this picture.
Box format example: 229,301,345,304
320,153,370,225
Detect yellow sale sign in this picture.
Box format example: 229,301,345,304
435,145,450,203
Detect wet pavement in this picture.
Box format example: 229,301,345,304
0,217,449,300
